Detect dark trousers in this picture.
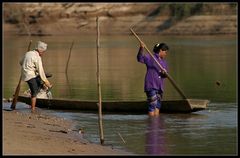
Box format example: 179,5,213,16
26,76,42,97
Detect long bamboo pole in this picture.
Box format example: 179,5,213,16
130,28,187,99
11,40,32,110
96,17,104,145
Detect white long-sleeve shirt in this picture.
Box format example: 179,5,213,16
20,50,48,83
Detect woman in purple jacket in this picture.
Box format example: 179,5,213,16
137,42,169,116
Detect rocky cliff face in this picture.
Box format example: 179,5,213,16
3,3,237,36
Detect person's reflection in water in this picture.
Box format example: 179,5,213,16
145,116,168,155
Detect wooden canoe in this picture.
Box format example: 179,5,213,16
17,95,209,114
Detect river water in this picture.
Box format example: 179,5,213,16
3,34,237,155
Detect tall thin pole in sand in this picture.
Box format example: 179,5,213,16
96,16,104,144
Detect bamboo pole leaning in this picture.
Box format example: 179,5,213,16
130,28,187,99
11,40,32,110
96,16,104,145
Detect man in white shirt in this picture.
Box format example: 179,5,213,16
20,41,52,111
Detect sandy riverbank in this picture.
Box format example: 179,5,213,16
2,107,131,155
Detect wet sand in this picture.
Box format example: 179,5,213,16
3,108,131,155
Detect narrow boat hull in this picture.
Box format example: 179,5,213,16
17,95,209,114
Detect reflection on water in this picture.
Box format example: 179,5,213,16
50,102,236,155
145,116,168,155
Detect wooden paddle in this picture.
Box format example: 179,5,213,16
130,28,187,99
10,40,32,110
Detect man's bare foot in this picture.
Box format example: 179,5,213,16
31,108,35,113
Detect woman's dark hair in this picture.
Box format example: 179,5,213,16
153,43,169,53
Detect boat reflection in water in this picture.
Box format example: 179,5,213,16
145,116,168,155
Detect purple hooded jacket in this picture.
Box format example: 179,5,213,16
137,47,168,93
